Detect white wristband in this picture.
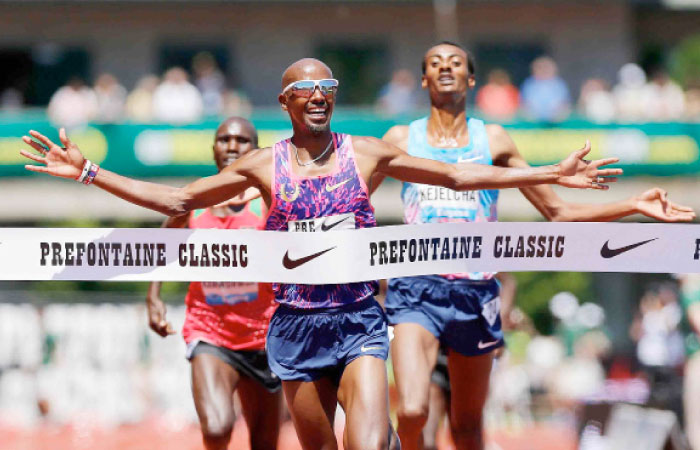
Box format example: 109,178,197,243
76,159,91,183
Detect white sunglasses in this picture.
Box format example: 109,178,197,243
281,78,339,98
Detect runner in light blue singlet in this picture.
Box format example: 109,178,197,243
386,116,504,358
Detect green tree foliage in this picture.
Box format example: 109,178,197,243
670,34,700,88
512,271,594,335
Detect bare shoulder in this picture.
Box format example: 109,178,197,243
485,123,518,164
382,125,410,149
220,146,274,185
485,123,512,147
235,147,273,173
352,135,391,155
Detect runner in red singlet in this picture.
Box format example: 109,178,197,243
145,117,281,450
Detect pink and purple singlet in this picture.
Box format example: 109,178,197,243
264,132,378,308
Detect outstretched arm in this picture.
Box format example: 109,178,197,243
21,129,265,217
358,135,621,191
488,124,695,222
369,125,408,194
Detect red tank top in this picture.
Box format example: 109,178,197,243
182,197,276,351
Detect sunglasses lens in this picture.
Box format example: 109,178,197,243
290,81,315,97
286,79,338,98
318,79,338,96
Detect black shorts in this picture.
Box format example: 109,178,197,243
187,341,281,393
431,346,451,394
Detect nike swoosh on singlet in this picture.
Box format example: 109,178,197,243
325,178,351,192
600,238,657,259
282,247,336,269
321,216,350,232
457,155,483,163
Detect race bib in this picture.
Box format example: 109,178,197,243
288,213,356,233
481,296,501,326
202,282,258,305
415,184,479,211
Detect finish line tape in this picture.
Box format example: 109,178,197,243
0,222,697,283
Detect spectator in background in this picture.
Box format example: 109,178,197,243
613,63,648,122
629,282,685,419
192,52,225,117
520,56,571,122
93,73,127,123
680,274,700,450
47,77,98,129
222,89,253,118
630,283,685,370
152,67,203,124
0,87,23,112
476,69,519,121
578,78,615,124
126,75,159,122
642,69,685,122
376,69,419,116
686,89,700,122
549,330,609,409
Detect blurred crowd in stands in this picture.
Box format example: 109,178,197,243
2,275,700,447
0,302,195,429
1,51,697,128
376,56,700,123
22,52,253,128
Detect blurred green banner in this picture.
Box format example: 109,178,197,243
1,111,698,177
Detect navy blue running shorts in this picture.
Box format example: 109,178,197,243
385,276,503,356
266,297,389,382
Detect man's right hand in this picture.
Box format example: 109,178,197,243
556,140,622,190
146,296,176,337
21,128,86,179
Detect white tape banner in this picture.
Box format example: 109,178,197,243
0,222,698,283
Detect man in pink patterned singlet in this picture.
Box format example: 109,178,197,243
145,117,281,450
23,58,624,450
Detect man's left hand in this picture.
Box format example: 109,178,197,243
635,188,696,222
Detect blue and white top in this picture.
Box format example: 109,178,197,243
401,117,498,280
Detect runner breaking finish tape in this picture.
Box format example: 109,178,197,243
1,221,699,282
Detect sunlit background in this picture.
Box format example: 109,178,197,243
0,1,699,449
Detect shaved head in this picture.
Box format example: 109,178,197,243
281,58,333,89
216,116,258,147
278,58,335,136
212,116,258,171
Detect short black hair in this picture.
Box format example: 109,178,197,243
422,41,475,76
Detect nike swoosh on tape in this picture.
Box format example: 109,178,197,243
477,340,500,350
282,247,336,269
321,216,350,232
600,238,658,259
325,178,351,192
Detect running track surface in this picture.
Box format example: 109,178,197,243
1,419,576,450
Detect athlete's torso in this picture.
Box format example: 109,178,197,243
182,198,277,350
265,132,378,308
402,117,498,280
